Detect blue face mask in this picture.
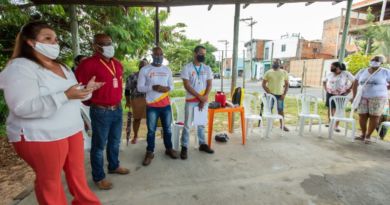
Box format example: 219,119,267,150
152,55,163,65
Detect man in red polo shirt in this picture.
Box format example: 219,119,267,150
76,33,129,190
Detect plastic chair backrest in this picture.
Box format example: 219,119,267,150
329,96,352,118
171,97,186,123
243,94,259,115
296,94,318,115
262,93,278,115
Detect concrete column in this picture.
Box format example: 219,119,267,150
231,3,240,95
338,0,353,63
70,5,80,56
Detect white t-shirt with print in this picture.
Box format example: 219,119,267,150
323,71,354,95
355,67,390,98
181,63,213,102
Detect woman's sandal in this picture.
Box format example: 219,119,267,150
131,137,138,144
364,138,372,144
354,135,365,141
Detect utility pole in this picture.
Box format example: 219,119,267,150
242,49,246,88
240,17,257,80
338,0,353,63
218,40,229,92
220,50,224,92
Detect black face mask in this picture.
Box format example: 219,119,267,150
196,55,205,63
272,64,279,69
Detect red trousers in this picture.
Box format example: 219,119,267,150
13,132,101,205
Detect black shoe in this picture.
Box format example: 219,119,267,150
180,146,188,160
199,144,214,154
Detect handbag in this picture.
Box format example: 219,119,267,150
352,68,381,109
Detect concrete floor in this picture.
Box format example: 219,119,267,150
15,126,390,205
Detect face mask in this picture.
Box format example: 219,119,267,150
99,45,115,58
370,61,381,68
152,56,163,65
272,64,279,69
34,42,60,60
196,55,205,63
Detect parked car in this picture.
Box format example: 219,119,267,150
173,72,181,77
288,74,302,88
214,73,221,79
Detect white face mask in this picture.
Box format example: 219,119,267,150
100,45,115,58
34,42,60,60
370,61,381,68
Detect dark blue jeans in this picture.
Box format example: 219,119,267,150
146,105,173,152
90,106,123,182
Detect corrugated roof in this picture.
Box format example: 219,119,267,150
30,0,345,7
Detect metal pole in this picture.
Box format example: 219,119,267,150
155,6,160,47
300,60,306,94
250,18,254,80
380,0,388,22
70,5,80,56
243,49,246,88
338,0,353,63
221,50,224,92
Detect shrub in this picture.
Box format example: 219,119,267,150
345,52,371,75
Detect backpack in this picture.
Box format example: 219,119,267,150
232,87,245,106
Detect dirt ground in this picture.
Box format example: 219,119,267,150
0,137,34,205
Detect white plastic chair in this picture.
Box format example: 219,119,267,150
170,97,197,150
295,94,322,137
261,93,284,138
328,96,356,141
243,94,262,138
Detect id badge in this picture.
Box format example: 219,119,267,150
113,77,119,88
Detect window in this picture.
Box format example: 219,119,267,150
281,44,286,52
264,47,269,59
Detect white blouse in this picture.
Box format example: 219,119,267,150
0,58,85,142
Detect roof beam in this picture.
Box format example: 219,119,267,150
305,2,314,6
243,3,250,9
208,4,213,10
332,1,342,5
277,3,284,7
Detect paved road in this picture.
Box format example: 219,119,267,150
211,78,325,99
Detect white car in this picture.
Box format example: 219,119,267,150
288,74,302,88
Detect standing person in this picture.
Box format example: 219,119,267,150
72,54,87,73
125,59,148,144
0,21,103,205
75,33,129,190
137,47,178,166
323,62,355,132
352,55,390,144
180,45,214,160
262,59,290,131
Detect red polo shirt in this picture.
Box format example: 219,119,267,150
75,53,123,106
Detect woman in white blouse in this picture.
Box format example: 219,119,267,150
322,62,354,132
0,22,103,205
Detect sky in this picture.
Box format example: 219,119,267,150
165,1,354,57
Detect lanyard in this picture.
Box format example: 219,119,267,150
193,63,202,78
99,59,116,77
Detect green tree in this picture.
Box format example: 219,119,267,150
164,38,218,73
345,52,371,75
356,7,379,55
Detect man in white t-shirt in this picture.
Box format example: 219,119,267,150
180,45,214,159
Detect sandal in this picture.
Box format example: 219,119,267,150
335,128,341,133
131,137,138,144
354,135,365,141
364,138,372,144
